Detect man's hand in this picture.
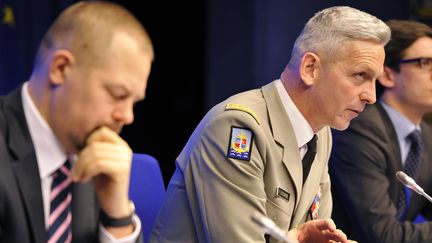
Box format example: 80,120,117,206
72,126,134,237
286,219,357,243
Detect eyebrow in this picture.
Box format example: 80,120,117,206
354,64,382,78
108,82,146,102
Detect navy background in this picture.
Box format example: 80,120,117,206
0,0,422,184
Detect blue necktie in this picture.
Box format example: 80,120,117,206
397,130,423,220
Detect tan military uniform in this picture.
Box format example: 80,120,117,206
150,80,332,243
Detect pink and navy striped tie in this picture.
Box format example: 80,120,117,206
48,160,72,243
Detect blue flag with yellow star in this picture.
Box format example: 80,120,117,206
0,0,74,95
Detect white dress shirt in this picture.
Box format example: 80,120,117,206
275,79,315,158
21,82,140,243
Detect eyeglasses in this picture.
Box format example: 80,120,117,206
398,57,432,70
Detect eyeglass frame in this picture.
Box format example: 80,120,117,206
398,57,432,69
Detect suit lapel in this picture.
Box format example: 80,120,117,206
262,82,303,206
376,103,403,172
375,104,404,202
12,153,46,243
292,146,324,223
72,182,98,242
5,87,46,243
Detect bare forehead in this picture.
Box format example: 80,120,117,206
334,40,385,69
344,40,385,57
404,36,432,57
104,33,151,99
105,31,151,58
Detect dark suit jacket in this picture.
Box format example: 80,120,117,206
0,87,142,243
330,103,432,243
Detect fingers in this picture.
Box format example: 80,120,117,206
297,219,353,243
73,126,133,220
312,219,337,232
72,142,132,182
87,126,128,146
72,126,132,182
322,228,348,242
315,219,349,243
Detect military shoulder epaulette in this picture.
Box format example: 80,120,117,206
225,103,260,125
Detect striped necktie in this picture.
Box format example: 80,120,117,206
397,130,423,220
48,160,72,243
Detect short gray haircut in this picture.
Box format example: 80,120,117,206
288,6,391,68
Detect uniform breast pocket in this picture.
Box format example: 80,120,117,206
266,197,294,232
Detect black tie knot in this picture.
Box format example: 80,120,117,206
307,135,318,153
302,135,318,184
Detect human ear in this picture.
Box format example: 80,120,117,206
49,49,75,86
378,66,396,88
299,52,320,86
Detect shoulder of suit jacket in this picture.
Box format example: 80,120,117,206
225,103,260,125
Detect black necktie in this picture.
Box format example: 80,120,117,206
397,130,423,220
302,135,317,184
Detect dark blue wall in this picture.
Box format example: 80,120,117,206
206,0,410,109
0,0,415,184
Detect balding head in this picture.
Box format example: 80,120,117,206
34,1,153,72
27,2,154,154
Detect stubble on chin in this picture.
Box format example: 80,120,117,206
70,135,86,154
72,124,124,153
85,124,123,139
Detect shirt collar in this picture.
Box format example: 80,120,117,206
380,100,420,140
21,82,67,179
275,79,314,148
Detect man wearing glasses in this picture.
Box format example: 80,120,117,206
330,20,432,243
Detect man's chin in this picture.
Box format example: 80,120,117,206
331,118,350,131
73,141,86,154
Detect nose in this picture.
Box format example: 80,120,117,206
360,81,376,104
113,103,135,125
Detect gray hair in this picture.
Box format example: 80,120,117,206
289,6,390,68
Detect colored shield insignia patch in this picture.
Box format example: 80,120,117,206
227,127,253,161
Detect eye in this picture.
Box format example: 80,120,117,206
355,72,367,80
109,87,128,100
421,58,432,69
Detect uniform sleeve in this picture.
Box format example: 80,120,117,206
185,110,269,242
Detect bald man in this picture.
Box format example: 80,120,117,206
0,1,153,242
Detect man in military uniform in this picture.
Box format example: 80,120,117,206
150,6,390,243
